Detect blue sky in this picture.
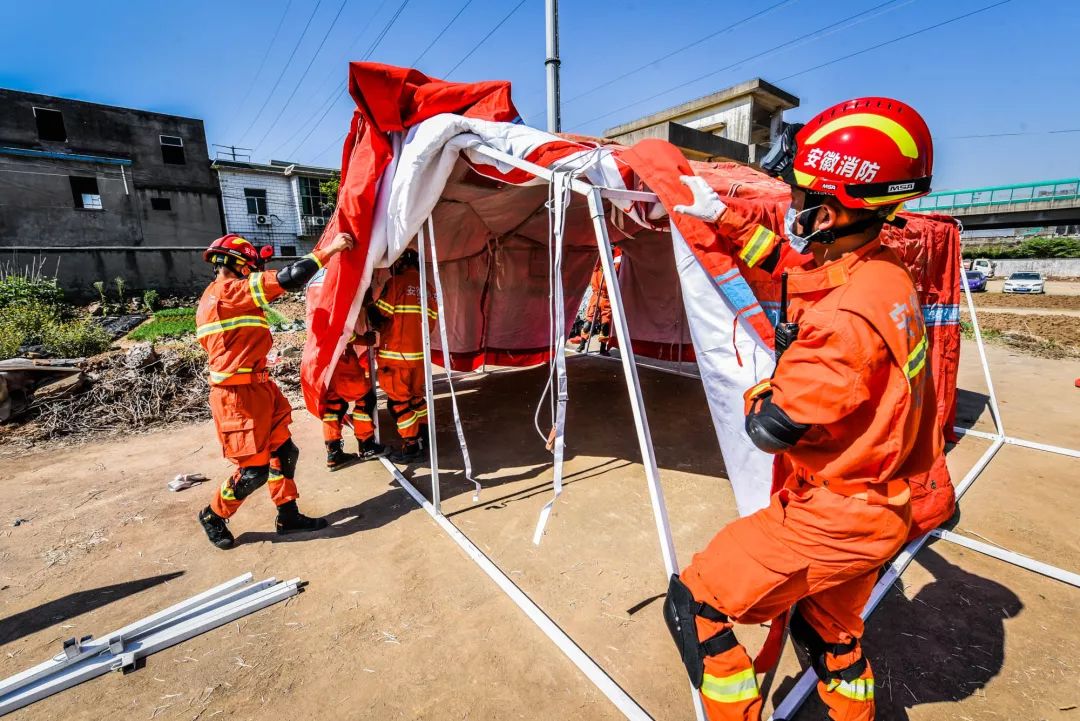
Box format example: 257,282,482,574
1,0,1077,189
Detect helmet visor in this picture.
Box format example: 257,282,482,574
759,122,803,183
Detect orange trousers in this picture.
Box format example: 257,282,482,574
321,351,376,442
378,361,427,440
681,483,910,720
319,391,376,442
208,380,298,518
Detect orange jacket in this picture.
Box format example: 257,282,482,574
372,267,437,364
197,250,327,385
771,238,942,500
583,264,611,323
715,206,941,497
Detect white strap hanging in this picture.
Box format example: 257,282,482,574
533,170,571,545
425,216,482,502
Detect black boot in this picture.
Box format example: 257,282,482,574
358,437,388,461
275,500,328,535
388,438,425,464
326,439,360,472
598,341,610,357
198,506,234,550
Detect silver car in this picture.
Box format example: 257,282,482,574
1002,271,1045,294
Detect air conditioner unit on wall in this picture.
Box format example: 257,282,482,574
313,216,327,226
255,215,269,225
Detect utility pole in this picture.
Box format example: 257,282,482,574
544,0,561,134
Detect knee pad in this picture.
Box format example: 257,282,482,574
789,610,866,683
232,465,270,500
271,438,300,478
326,398,348,419
361,389,377,414
663,574,737,689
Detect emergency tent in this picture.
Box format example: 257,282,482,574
302,61,961,527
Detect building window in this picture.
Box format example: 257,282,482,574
297,176,331,217
160,135,186,165
34,107,67,142
280,245,297,257
69,176,102,210
150,197,172,211
244,188,268,215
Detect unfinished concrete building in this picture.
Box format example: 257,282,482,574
0,89,224,295
604,78,799,165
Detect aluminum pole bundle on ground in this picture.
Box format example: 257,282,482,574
0,574,301,716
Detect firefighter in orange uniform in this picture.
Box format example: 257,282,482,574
196,231,353,550
570,250,622,355
368,248,437,464
320,326,387,470
665,98,943,720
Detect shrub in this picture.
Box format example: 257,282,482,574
143,289,159,311
0,322,23,359
1,301,60,345
0,266,64,309
962,236,1080,259
40,318,112,357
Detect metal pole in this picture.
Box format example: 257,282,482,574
586,187,706,721
417,224,442,513
544,0,561,134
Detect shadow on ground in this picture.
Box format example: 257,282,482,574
395,359,725,510
234,484,415,545
0,571,185,645
954,388,991,432
773,545,1021,720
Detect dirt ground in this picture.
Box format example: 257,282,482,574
2,340,1079,720
973,292,1080,311
963,311,1080,356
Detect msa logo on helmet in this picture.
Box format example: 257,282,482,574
821,182,837,191
888,182,916,193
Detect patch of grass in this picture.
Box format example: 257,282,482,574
153,307,196,318
128,316,196,342
959,319,1002,342
127,306,292,343
266,309,288,327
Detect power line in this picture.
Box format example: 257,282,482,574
777,0,1012,81
311,132,349,164
950,127,1080,139
286,0,413,158
267,0,395,147
413,0,475,67
575,0,913,130
236,0,325,145
444,0,528,78
225,0,294,140
526,0,798,121
252,0,352,153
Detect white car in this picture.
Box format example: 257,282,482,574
1002,271,1045,294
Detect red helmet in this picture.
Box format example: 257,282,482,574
204,234,273,273
762,97,933,211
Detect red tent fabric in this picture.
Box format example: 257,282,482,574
302,62,960,529
300,63,520,415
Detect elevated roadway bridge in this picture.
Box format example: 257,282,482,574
906,178,1080,230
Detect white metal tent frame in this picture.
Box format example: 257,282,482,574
362,141,1079,721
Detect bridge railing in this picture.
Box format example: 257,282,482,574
907,178,1080,213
